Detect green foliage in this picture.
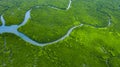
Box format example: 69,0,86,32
0,0,120,67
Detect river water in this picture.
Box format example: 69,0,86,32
0,9,84,46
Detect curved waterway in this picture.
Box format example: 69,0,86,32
33,0,72,11
0,8,111,47
0,9,83,47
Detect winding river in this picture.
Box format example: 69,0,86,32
35,0,72,11
0,2,111,47
0,9,84,47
